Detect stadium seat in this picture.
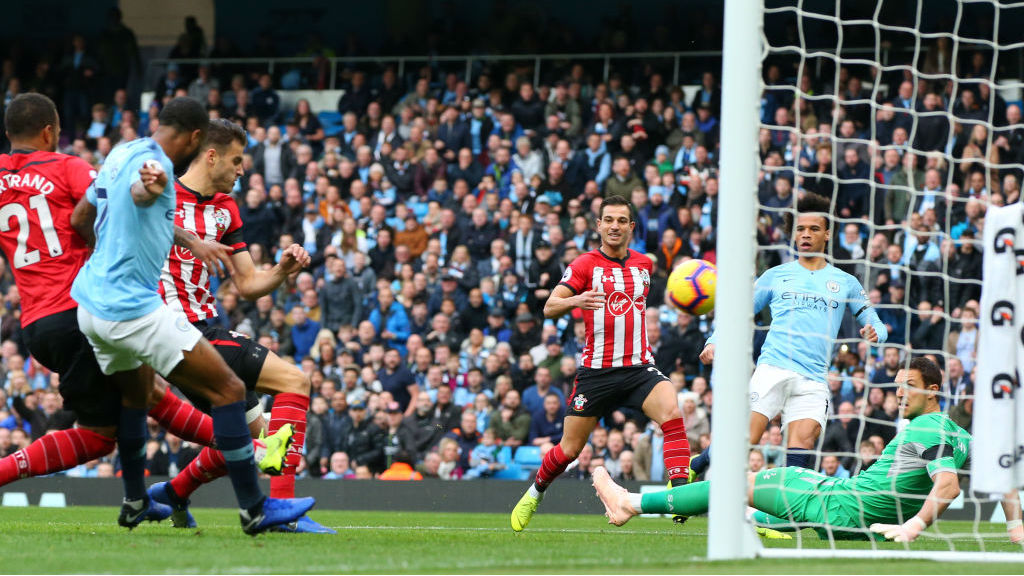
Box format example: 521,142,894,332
496,446,513,465
38,492,67,508
1,492,29,507
318,111,344,137
513,446,542,469
492,464,532,481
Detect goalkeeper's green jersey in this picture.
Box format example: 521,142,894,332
827,412,971,524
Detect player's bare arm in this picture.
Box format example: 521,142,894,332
699,343,714,364
71,196,96,247
230,243,311,300
543,284,604,319
174,227,236,278
132,161,167,207
870,470,960,542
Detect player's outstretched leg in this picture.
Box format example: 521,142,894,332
257,353,335,534
167,339,313,534
593,466,715,526
0,428,115,488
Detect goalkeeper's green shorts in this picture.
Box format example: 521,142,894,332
752,467,880,541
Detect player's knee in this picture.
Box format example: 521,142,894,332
663,405,682,423
286,370,311,396
208,373,246,406
560,438,585,460
145,381,166,408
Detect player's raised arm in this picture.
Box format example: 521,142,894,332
230,243,310,300
543,284,604,319
847,276,888,343
132,159,168,207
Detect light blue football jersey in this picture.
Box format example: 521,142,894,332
71,138,176,321
709,260,887,382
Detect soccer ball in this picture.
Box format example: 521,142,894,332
666,259,716,316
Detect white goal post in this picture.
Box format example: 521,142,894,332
710,0,1024,562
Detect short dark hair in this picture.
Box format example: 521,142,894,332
783,192,832,235
599,195,635,222
4,93,58,140
158,97,208,135
910,356,942,389
202,118,247,153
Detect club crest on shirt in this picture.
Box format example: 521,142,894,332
213,208,231,233
638,268,650,287
826,280,840,293
572,394,587,411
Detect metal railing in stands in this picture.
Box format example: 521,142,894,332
147,47,913,91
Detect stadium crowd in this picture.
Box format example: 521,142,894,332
0,18,996,483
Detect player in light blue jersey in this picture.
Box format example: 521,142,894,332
694,193,887,474
69,98,313,534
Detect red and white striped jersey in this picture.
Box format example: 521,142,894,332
158,180,247,323
558,249,653,369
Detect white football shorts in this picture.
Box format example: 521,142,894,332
77,305,202,377
748,363,830,430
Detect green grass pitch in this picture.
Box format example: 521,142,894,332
1,507,1022,573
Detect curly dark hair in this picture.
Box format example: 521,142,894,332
782,192,833,237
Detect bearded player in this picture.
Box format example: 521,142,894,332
594,357,1024,544
510,195,690,531
146,118,330,534
0,95,290,514
693,193,887,475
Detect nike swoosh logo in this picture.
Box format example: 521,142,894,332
124,507,146,524
782,278,793,283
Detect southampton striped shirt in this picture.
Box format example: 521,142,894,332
158,179,247,323
557,248,653,369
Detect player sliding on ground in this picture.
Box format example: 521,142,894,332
0,95,291,515
70,97,313,533
695,192,887,474
511,195,691,532
594,357,1024,543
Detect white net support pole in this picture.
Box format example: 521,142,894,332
707,0,765,561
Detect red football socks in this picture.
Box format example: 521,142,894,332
0,428,115,487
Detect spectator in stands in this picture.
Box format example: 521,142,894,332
488,389,530,449
821,454,851,479
253,125,297,187
323,452,355,479
347,402,386,474
605,156,642,200
820,401,862,471
338,70,371,117
251,72,281,124
528,392,565,447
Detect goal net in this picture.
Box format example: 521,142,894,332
711,0,1024,561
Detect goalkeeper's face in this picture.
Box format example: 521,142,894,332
793,213,829,255
895,368,937,419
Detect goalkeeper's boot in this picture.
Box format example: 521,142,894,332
147,481,197,528
240,496,316,535
593,466,636,527
257,424,294,476
668,476,690,525
118,496,173,529
510,487,544,532
269,514,337,534
755,526,793,539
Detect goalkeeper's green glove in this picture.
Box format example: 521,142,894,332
869,516,927,543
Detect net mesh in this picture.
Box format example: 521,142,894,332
747,0,1024,554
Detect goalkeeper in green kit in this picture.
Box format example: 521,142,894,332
594,356,1024,543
